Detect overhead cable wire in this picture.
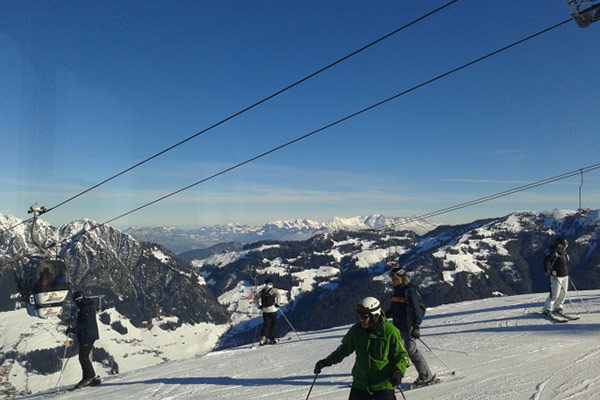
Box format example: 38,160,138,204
377,162,600,232
27,1,462,221
54,161,600,257
94,18,572,227
0,0,459,238
1,17,573,244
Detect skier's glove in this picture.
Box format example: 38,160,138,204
389,370,403,386
551,271,557,276
410,326,420,339
314,359,331,374
274,304,280,308
258,305,263,309
65,327,74,335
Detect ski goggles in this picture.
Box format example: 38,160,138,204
357,314,370,321
354,305,375,315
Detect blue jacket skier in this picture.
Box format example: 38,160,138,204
386,267,436,388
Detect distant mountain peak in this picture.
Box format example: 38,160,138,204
124,214,437,253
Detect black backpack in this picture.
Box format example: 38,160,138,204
261,289,276,307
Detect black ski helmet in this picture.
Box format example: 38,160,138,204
389,267,407,279
72,290,84,302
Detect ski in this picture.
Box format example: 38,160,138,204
532,311,568,323
553,311,580,321
398,374,465,392
253,336,292,348
409,377,442,390
266,336,293,345
70,376,102,391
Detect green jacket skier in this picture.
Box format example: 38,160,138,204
314,297,409,399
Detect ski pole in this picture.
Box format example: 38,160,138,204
569,278,590,313
279,308,303,341
305,373,318,400
397,385,407,400
250,271,260,347
418,338,455,375
55,339,71,393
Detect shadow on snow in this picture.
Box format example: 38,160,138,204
104,373,351,388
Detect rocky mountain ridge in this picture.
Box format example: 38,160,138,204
0,215,229,326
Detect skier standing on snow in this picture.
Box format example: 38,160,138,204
255,278,281,345
386,267,436,388
66,290,100,388
314,296,409,400
543,237,570,316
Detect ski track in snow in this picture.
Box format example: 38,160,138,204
12,291,600,400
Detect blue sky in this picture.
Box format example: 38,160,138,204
1,1,599,229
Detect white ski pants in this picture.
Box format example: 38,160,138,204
544,275,569,311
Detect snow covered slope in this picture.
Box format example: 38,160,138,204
15,291,600,400
0,307,228,398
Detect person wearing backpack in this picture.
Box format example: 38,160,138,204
255,278,281,345
543,237,570,316
386,267,436,388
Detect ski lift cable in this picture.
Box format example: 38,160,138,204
0,18,573,246
377,163,600,232
11,17,574,251
0,321,61,351
97,18,572,226
53,158,600,262
26,1,463,220
0,1,460,238
0,14,568,239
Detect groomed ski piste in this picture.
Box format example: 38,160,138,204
16,290,600,400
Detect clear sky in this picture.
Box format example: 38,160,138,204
1,1,599,229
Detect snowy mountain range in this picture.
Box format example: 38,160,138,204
1,209,599,397
193,209,600,348
124,214,436,253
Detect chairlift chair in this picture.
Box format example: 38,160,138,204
28,258,70,318
567,0,600,28
13,204,71,318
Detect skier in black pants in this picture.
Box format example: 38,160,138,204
386,267,436,388
255,278,281,345
66,290,100,388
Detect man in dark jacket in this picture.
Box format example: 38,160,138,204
386,267,436,388
543,237,570,316
66,290,100,388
